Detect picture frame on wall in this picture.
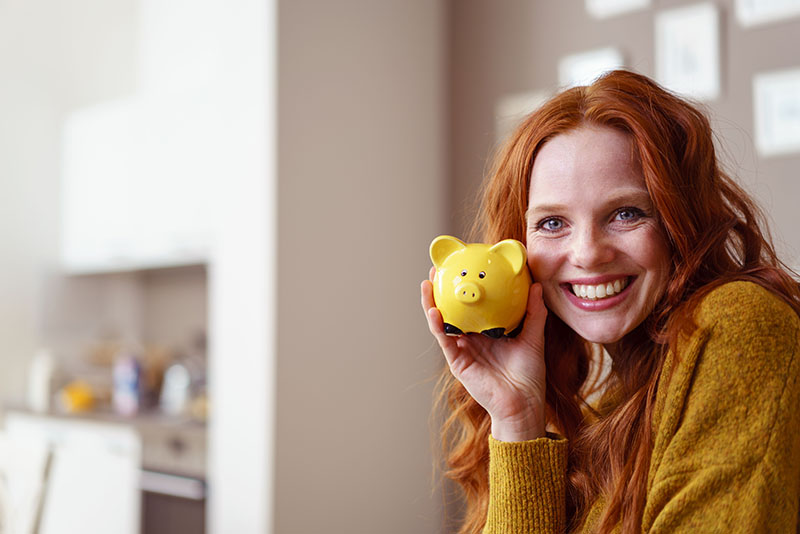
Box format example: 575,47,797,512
735,0,800,27
585,0,651,19
753,68,800,157
558,47,625,89
655,2,720,101
494,90,550,143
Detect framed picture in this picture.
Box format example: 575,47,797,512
495,90,551,143
655,2,720,101
585,0,651,19
735,0,800,27
558,47,625,89
753,68,800,157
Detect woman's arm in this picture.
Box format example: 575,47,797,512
421,271,562,531
484,434,569,533
644,281,800,533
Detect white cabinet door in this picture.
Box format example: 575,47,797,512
4,412,142,534
61,92,216,274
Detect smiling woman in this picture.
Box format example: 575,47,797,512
421,70,800,534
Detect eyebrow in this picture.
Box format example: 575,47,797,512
526,188,653,218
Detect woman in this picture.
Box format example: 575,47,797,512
421,70,800,533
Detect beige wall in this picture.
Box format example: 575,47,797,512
450,0,800,270
276,0,447,532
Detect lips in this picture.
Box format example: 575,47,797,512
559,275,636,311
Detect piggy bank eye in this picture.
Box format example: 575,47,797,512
460,270,467,277
479,271,486,279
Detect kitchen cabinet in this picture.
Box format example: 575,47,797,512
58,0,231,274
3,411,142,534
60,92,218,274
3,410,206,534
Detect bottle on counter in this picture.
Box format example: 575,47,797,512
112,349,141,416
27,348,56,413
159,363,191,416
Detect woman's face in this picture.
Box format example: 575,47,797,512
526,124,671,346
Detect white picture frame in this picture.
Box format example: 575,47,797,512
753,68,800,157
735,0,800,27
655,2,720,101
585,0,651,19
494,90,551,144
558,47,625,89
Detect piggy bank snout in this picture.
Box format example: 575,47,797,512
454,282,482,304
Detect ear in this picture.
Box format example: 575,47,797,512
430,235,466,268
489,239,527,275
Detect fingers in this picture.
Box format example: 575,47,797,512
420,280,458,359
420,280,442,334
429,266,436,281
515,283,548,349
420,279,435,314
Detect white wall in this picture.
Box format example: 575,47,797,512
206,1,275,532
0,2,276,532
0,0,137,405
0,81,59,407
276,1,447,532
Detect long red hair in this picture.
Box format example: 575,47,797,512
435,70,800,533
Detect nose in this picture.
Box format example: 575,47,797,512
454,282,482,304
569,225,614,268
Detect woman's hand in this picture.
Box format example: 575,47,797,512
421,270,549,441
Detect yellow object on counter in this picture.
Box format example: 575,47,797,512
59,380,95,413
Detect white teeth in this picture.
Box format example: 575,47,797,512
571,278,629,300
596,284,606,298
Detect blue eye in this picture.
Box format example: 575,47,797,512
538,218,564,232
615,207,645,222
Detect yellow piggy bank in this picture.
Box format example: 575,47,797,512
430,235,532,338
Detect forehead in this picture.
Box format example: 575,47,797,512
529,125,647,201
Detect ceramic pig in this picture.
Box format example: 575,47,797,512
429,235,532,338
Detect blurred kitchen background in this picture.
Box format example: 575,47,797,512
1,0,799,533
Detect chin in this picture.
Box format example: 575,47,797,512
564,318,630,345
575,329,624,345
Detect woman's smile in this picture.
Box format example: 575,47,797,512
560,275,635,311
565,275,631,300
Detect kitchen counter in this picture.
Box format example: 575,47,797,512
2,405,206,478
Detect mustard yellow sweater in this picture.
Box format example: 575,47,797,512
484,281,800,533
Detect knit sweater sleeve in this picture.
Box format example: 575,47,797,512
644,281,800,533
484,434,569,533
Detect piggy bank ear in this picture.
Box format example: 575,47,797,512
489,239,527,275
430,235,466,268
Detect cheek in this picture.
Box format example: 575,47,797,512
527,242,562,283
635,227,671,271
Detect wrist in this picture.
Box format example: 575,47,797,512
490,414,545,442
